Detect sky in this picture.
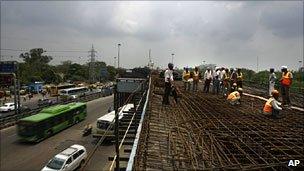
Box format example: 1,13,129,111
1,1,303,71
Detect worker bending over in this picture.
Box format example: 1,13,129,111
263,90,282,118
227,88,243,105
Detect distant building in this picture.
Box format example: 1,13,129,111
28,81,44,93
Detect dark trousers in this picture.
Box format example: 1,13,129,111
281,85,290,105
162,82,178,105
203,79,211,93
237,81,243,88
272,109,280,118
212,80,220,94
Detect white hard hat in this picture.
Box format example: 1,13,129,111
281,66,287,69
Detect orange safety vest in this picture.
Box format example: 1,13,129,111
281,72,292,86
227,91,240,101
263,98,273,113
237,72,243,81
193,71,199,81
183,71,191,81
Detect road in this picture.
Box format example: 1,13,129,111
0,95,115,171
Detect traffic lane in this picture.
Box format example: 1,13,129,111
0,95,113,171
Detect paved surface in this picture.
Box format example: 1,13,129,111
0,95,115,171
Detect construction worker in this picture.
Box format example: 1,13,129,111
212,67,221,94
227,88,243,105
230,68,237,87
222,68,230,97
182,67,191,91
162,63,178,105
268,68,277,97
263,90,282,118
279,66,293,106
231,83,238,93
236,68,243,88
203,67,212,93
192,67,200,91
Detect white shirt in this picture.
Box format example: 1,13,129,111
204,70,213,80
164,69,174,83
220,70,226,80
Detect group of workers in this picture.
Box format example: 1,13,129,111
182,66,244,97
162,63,294,119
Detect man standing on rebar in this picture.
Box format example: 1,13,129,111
268,68,277,97
192,67,200,92
203,67,212,93
222,68,230,97
182,67,191,91
279,66,293,106
263,90,282,118
212,67,221,94
236,68,244,88
162,63,178,105
230,68,237,87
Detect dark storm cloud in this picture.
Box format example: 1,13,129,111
259,3,303,38
1,1,303,70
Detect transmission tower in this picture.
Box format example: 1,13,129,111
88,45,97,83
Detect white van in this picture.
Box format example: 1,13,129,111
92,104,134,140
41,144,87,171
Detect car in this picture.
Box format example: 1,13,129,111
38,98,54,107
0,103,15,112
42,144,87,171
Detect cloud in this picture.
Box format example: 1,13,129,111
1,1,303,71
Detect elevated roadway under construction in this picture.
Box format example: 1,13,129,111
129,79,304,170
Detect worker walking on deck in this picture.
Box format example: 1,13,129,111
182,67,191,91
227,88,243,105
279,66,293,106
268,68,277,97
192,67,200,92
263,90,282,118
230,68,237,87
162,63,178,105
203,67,212,93
236,68,244,88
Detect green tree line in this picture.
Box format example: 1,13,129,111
18,48,117,85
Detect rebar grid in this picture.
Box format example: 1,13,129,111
134,81,304,170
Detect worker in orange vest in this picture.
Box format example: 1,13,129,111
227,88,243,105
192,67,200,92
182,67,191,91
279,66,293,106
263,90,282,118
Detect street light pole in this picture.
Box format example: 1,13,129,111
171,53,174,64
117,44,121,69
114,57,117,68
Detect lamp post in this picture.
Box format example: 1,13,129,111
171,53,174,64
117,44,121,68
114,57,117,68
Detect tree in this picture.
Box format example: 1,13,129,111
19,48,53,84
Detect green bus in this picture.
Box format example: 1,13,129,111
17,102,87,142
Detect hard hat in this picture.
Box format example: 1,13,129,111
237,88,243,92
271,89,279,96
233,83,237,87
281,66,287,69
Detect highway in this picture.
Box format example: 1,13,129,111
0,95,114,171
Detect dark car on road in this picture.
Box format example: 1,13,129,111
101,87,113,97
38,98,54,107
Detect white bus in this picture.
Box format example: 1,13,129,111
59,87,89,99
92,104,134,140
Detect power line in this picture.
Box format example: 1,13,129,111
0,48,88,53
